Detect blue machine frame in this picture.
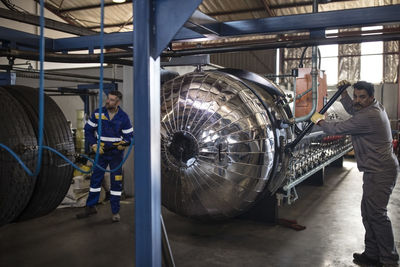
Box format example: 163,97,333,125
0,2,399,266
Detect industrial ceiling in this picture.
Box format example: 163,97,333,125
36,0,400,33
0,0,399,61
30,0,400,52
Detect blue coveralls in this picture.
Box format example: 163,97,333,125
84,106,133,214
320,95,399,265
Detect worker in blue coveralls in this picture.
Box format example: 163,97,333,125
312,80,399,267
76,90,133,222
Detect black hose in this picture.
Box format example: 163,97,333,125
299,46,321,69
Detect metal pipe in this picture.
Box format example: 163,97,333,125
15,72,105,84
0,48,133,65
11,67,123,82
44,88,98,95
164,33,400,57
46,93,96,96
292,75,297,119
161,215,175,267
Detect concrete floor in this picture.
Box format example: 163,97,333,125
0,158,399,267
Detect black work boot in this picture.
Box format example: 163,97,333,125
76,206,97,219
353,252,380,266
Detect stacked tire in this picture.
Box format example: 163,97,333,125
0,86,74,226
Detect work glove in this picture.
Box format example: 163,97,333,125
311,112,325,124
337,80,351,88
114,140,128,151
337,80,351,98
92,144,104,155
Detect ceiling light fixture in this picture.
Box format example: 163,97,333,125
113,0,126,3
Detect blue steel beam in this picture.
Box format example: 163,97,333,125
153,0,203,57
53,27,203,52
52,31,133,52
0,26,52,50
0,26,203,53
204,5,400,36
173,27,206,41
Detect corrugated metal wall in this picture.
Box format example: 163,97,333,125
210,49,276,75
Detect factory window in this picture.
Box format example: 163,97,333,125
319,44,338,86
360,26,383,83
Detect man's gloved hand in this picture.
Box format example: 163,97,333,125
337,80,351,98
92,144,104,155
311,112,325,124
114,141,128,151
337,80,351,88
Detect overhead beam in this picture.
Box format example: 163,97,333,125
59,1,132,13
206,0,357,16
205,5,400,36
184,10,219,35
0,25,204,53
53,31,134,52
0,7,96,36
269,0,352,10
261,0,276,17
87,22,132,30
207,7,265,17
52,28,204,52
0,26,53,49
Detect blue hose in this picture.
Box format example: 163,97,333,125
42,140,134,173
0,144,37,175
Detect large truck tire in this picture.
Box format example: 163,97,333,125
5,86,75,221
0,87,37,226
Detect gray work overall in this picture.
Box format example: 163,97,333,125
320,95,399,265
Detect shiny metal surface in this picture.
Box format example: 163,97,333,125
160,70,351,220
161,71,277,220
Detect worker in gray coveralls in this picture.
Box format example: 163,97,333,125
311,80,399,267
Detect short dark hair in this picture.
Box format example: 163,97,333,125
109,90,122,100
353,81,374,97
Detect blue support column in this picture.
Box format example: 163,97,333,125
133,1,161,266
133,1,202,266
